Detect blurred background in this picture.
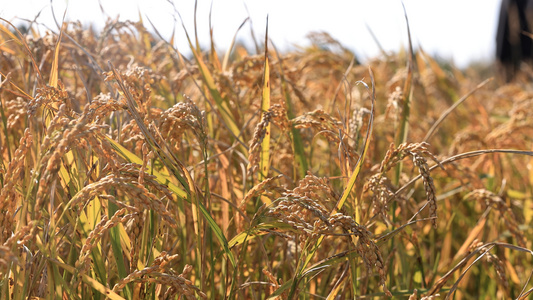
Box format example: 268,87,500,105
0,0,505,69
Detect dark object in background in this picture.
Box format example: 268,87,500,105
496,0,533,80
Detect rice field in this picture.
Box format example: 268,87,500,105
0,9,533,300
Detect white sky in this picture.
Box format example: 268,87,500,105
1,0,501,68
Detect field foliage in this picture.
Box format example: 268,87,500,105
0,10,533,300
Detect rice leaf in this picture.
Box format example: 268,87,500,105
108,203,132,299
266,279,293,299
101,134,187,199
199,202,236,267
49,23,66,88
259,19,271,186
326,274,346,300
222,18,249,72
228,221,294,248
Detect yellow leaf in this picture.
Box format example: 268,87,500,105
50,23,66,88
101,134,187,199
259,43,271,204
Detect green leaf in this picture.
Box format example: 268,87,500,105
266,279,293,299
199,203,236,267
108,203,131,299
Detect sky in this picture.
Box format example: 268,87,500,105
1,0,502,68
